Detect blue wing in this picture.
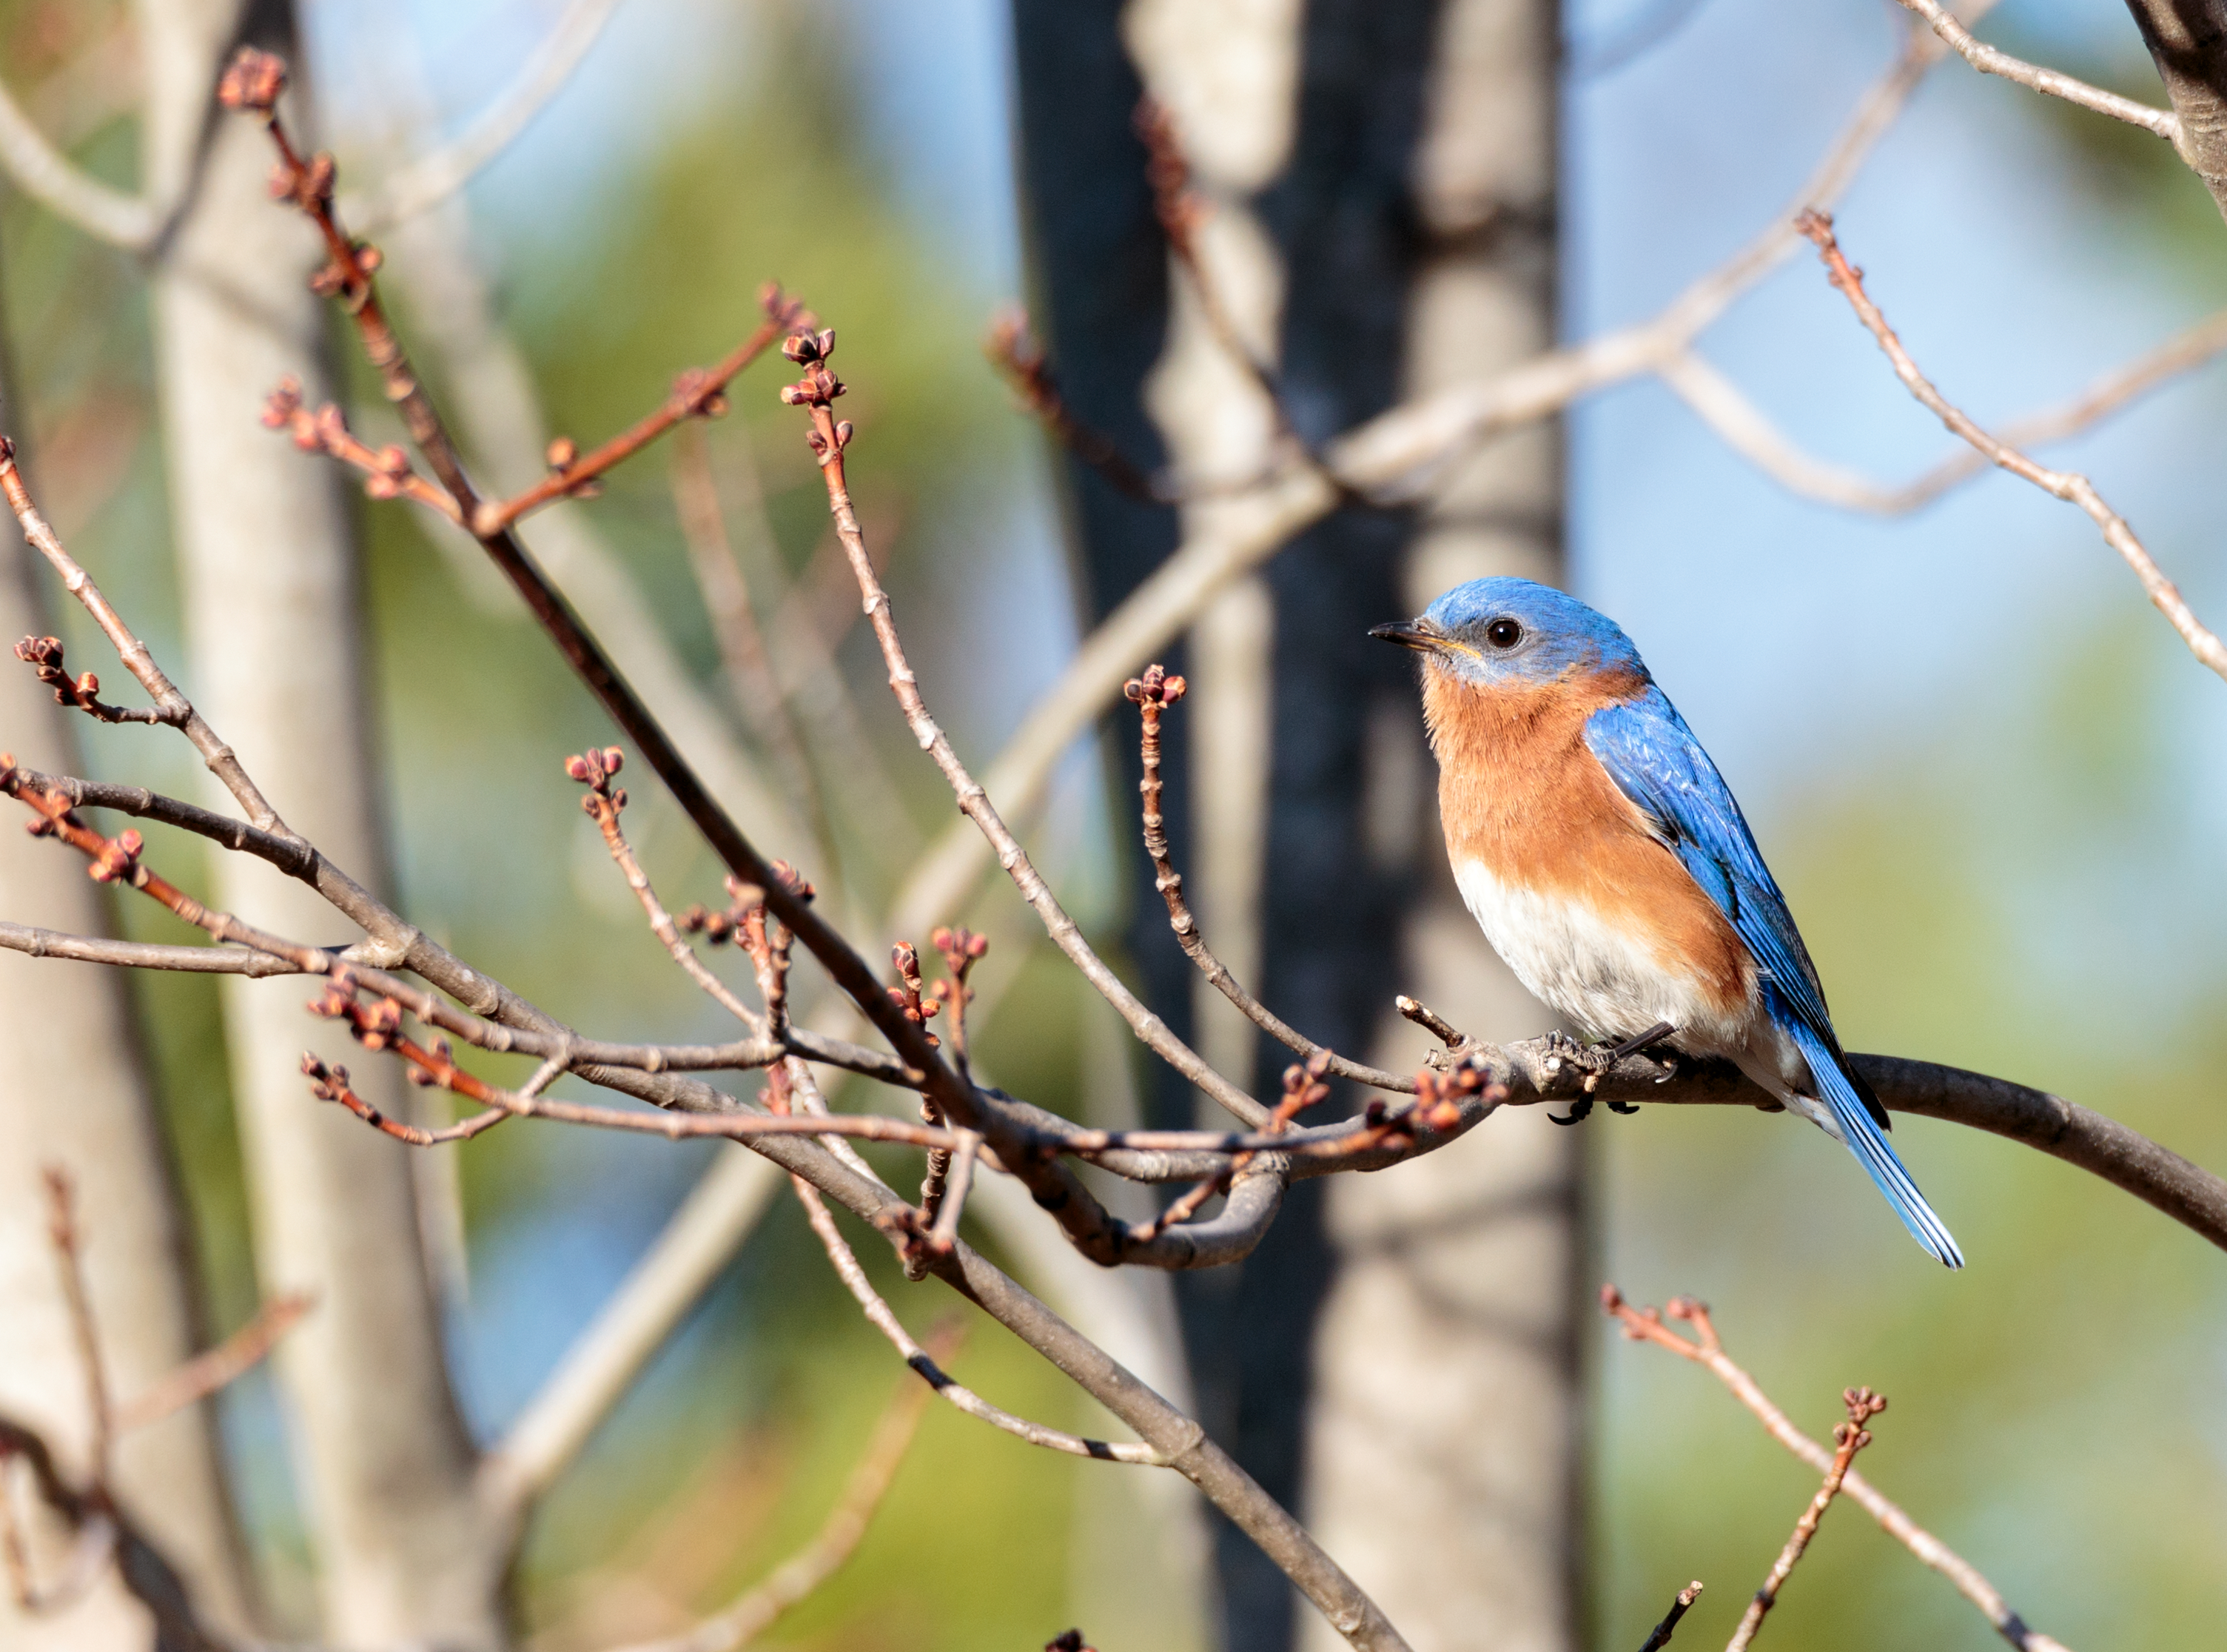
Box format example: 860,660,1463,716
1584,688,1964,1269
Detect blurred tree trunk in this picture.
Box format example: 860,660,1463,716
1012,3,1576,1650
137,2,503,1644
0,301,257,1647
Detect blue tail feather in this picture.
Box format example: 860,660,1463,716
1784,1018,1964,1269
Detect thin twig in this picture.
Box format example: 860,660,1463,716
1724,1388,1885,1651
0,445,294,834
12,635,180,726
1662,306,2227,514
780,331,1272,1131
1127,663,1415,1092
342,0,623,232
39,1169,110,1488
567,744,767,1032
670,423,837,874
1638,1582,1704,1652
985,309,1165,501
115,1294,315,1433
0,61,155,248
1894,0,2182,142
1798,211,2227,683
1602,1288,2073,1652
790,1175,1164,1463
0,764,784,1077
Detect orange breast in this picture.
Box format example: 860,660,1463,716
1422,662,1753,1013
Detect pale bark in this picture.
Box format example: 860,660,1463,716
0,381,255,1645
1029,1,1576,1645
136,3,500,1642
1303,4,1577,1651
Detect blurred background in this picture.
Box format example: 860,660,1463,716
0,1,2223,1649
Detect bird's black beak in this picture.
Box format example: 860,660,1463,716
1368,618,1440,652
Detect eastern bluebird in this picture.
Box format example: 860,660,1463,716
1372,577,1962,1268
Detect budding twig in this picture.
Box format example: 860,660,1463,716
1724,1386,1886,1652
789,1174,1164,1464
13,636,178,727
566,744,767,1035
1636,1581,1704,1652
984,309,1163,503
1798,209,2227,686
1602,1288,2072,1652
1127,662,1417,1093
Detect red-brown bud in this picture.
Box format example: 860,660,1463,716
218,48,288,115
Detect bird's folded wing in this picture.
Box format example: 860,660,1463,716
1581,691,1837,1044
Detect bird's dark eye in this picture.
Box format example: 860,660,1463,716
1484,618,1522,649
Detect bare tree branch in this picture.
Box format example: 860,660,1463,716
2123,0,2227,221
1603,1289,2072,1652
114,1293,314,1433
343,0,624,232
1662,307,2227,512
1724,1387,1885,1652
1897,0,2182,140
1798,211,2227,682
0,67,155,249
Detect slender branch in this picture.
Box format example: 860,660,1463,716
261,380,463,521
342,0,624,232
984,309,1164,503
0,444,293,833
1892,0,2179,140
1127,663,1415,1092
0,63,155,249
114,1294,315,1433
604,1333,942,1652
40,1169,111,1488
0,764,784,1076
670,422,837,871
474,303,801,534
1667,309,2227,514
1638,1582,1704,1652
1798,211,2227,683
12,635,180,726
1602,1289,2072,1652
0,921,301,976
567,744,767,1032
781,332,1271,1131
1724,1387,1885,1652
790,1175,1164,1463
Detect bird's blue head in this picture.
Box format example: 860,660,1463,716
1369,577,1647,689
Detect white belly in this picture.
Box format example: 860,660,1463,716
1452,859,1761,1055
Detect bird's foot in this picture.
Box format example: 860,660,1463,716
1542,1024,1677,1124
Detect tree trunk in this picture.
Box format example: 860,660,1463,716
137,2,502,1642
1300,5,1580,1651
1012,3,1576,1649
0,304,256,1649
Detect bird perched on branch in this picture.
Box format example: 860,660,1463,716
1372,577,1961,1267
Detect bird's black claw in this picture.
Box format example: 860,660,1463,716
1548,1093,1595,1126
1604,1096,1642,1115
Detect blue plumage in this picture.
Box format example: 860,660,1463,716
1378,577,1964,1268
